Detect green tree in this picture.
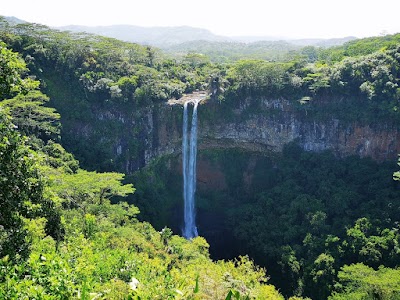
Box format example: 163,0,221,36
0,90,60,142
329,263,400,299
342,218,400,267
42,140,79,173
308,253,335,299
48,169,135,207
0,41,39,99
0,110,60,260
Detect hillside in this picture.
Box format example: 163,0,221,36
4,16,357,63
1,17,400,299
163,40,302,62
58,24,230,46
56,23,356,51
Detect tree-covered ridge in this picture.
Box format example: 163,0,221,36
224,45,400,124
0,30,288,300
0,18,221,106
318,33,400,63
2,17,399,115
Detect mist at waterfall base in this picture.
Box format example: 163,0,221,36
182,100,200,239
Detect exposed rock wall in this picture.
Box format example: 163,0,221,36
71,97,400,173
202,111,400,161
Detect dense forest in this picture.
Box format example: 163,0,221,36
1,16,400,299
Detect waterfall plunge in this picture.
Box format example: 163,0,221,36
182,99,200,239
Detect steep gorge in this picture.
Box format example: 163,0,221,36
57,92,400,241
41,57,400,299
60,95,400,174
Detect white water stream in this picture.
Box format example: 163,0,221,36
182,99,200,239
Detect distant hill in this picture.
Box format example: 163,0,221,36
2,16,358,60
289,36,358,47
164,40,302,62
58,24,230,46
58,24,357,48
3,16,26,25
231,36,357,47
230,35,289,43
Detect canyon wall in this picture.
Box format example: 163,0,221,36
68,97,400,173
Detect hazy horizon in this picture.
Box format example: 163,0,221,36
2,0,400,39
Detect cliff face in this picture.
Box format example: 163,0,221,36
67,97,400,173
201,99,400,161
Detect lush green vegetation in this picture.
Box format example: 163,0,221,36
2,17,400,299
224,45,400,124
130,146,400,300
227,145,400,299
318,33,400,63
0,27,287,300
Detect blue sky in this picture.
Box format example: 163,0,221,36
2,0,400,38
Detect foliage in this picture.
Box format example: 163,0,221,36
0,152,285,299
0,109,61,261
226,145,400,299
0,41,39,99
0,90,60,141
131,145,400,299
226,60,292,98
0,21,215,106
42,140,79,173
225,45,400,124
329,263,400,299
319,33,400,63
0,41,61,151
392,154,400,182
48,169,135,206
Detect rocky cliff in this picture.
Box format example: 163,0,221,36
66,97,400,173
200,98,400,161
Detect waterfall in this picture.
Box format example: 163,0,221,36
182,99,200,239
